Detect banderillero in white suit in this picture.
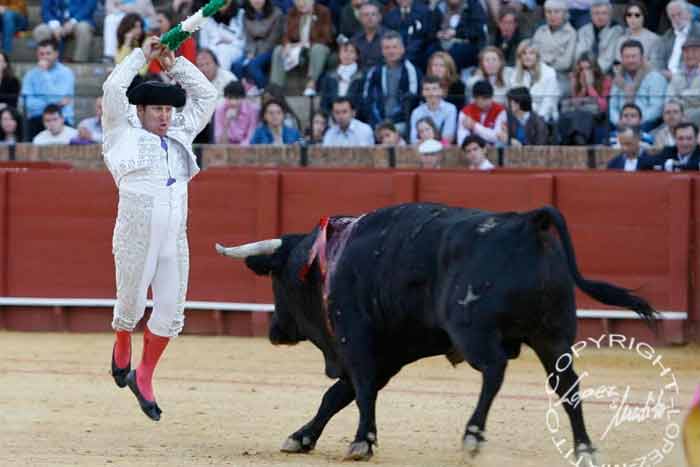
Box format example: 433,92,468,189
102,49,218,338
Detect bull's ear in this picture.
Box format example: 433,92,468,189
531,208,552,232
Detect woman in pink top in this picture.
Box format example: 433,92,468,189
570,52,612,114
214,80,259,145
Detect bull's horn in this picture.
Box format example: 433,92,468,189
215,239,282,258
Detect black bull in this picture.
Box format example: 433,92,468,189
216,203,657,462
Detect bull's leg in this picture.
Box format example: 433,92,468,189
463,360,507,456
343,358,401,461
281,378,355,453
530,339,598,465
443,318,509,457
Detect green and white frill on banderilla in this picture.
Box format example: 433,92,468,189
159,0,227,51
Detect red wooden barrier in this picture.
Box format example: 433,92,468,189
0,171,6,330
0,167,695,343
555,172,689,343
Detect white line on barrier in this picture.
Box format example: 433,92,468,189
0,297,687,320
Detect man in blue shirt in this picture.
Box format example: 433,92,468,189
323,97,375,146
20,38,75,139
409,75,457,144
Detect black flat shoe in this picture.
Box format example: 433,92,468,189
111,345,130,388
126,370,162,422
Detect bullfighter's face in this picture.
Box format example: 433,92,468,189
137,105,173,137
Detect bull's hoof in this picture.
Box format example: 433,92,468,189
280,435,315,453
343,441,373,461
462,426,486,457
575,443,600,467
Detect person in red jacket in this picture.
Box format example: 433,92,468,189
457,79,506,146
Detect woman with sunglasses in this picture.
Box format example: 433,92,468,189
615,1,662,69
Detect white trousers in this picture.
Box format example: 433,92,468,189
111,187,189,338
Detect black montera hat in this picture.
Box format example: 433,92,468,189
127,81,186,107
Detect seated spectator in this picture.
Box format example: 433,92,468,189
214,81,259,145
103,0,156,62
72,96,102,144
615,1,662,70
34,0,97,62
574,0,623,75
489,7,522,67
32,104,77,145
531,0,577,95
261,83,301,130
466,46,513,105
418,138,444,169
409,76,457,144
269,0,333,96
650,122,700,171
652,100,684,151
320,42,364,114
659,0,700,80
196,48,237,99
323,97,375,146
608,103,654,148
435,0,488,71
438,0,488,70
508,40,560,122
383,0,437,71
609,40,667,131
502,86,549,146
0,51,19,109
305,110,328,144
462,134,494,170
251,98,302,144
147,10,196,77
0,106,21,144
568,52,611,115
457,80,506,146
197,0,246,71
376,119,406,145
231,0,283,92
558,52,611,145
361,31,421,133
114,13,146,65
338,0,366,39
414,116,449,147
21,39,75,139
0,0,27,54
666,38,700,125
351,2,386,71
426,51,465,110
607,125,653,171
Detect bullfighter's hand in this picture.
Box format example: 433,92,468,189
158,48,176,71
141,36,161,63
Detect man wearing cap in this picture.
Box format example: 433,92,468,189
103,35,218,421
417,138,444,168
666,37,700,125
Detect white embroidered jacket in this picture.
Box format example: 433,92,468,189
102,49,218,189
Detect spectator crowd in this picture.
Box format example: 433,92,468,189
2,0,700,170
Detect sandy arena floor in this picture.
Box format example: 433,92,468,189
0,332,697,467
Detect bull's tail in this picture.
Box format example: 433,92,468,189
536,206,658,328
